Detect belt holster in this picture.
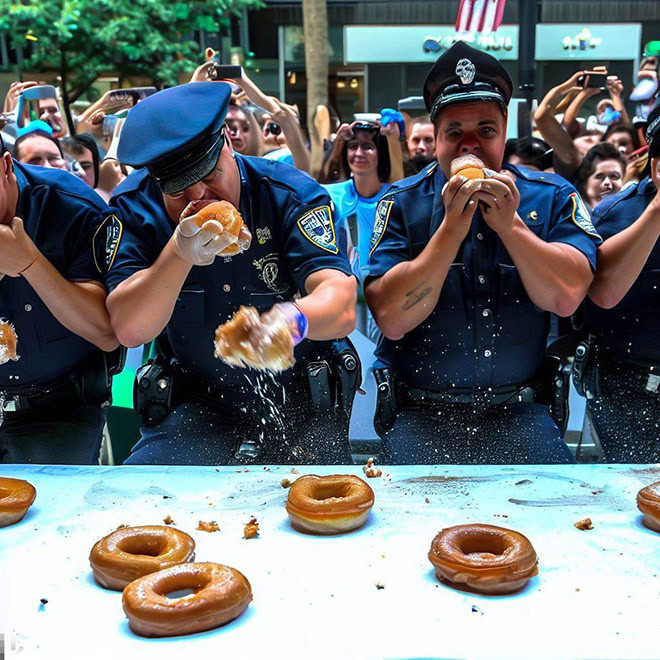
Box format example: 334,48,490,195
541,353,571,434
572,338,600,400
373,367,397,437
133,354,177,425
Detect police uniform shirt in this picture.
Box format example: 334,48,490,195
107,155,353,387
585,176,660,363
368,162,601,390
0,162,115,389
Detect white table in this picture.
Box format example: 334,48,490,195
1,464,659,659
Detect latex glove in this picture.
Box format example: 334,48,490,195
173,217,238,266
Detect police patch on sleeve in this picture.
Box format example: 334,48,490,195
93,214,123,274
370,199,394,255
569,193,600,238
296,206,338,254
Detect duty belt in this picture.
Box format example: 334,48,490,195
0,373,81,426
400,381,538,408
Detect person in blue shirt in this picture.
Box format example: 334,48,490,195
578,103,660,462
365,41,602,465
0,134,119,464
324,120,390,341
106,82,358,466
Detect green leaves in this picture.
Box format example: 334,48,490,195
4,0,263,97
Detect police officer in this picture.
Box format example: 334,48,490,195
105,83,358,465
0,134,119,464
578,103,660,462
365,42,601,464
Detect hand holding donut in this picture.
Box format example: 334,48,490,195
0,320,19,366
214,302,307,372
173,201,251,266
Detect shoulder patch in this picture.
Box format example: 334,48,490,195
370,199,394,255
93,214,123,274
296,206,338,254
569,193,600,238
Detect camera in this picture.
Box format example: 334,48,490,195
265,122,282,136
577,72,608,90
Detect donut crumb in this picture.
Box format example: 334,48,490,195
363,457,382,478
40,598,48,605
163,515,175,525
281,478,292,488
243,516,259,539
290,468,299,474
375,581,385,590
196,520,220,533
116,523,130,530
574,518,594,530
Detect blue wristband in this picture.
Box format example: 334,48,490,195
291,302,308,344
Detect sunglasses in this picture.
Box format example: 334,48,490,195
264,122,282,137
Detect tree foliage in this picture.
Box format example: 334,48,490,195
1,0,261,101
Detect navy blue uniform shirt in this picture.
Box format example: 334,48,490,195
368,163,601,390
0,162,114,390
585,177,660,363
108,155,352,387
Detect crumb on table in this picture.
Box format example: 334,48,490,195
281,478,292,488
574,518,594,531
363,457,382,478
163,515,175,525
196,520,220,533
244,516,259,539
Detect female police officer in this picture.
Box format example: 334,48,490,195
0,135,119,464
105,83,358,465
580,103,660,462
365,42,602,465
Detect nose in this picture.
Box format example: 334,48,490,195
183,182,208,200
601,177,613,190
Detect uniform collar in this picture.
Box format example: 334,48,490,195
13,161,29,219
638,176,657,196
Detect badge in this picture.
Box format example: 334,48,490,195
569,193,600,238
527,210,539,222
296,206,338,254
370,199,394,256
93,214,122,274
252,252,290,294
256,227,272,245
456,58,476,85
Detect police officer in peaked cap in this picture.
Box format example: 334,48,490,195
106,82,359,465
577,102,660,462
0,133,120,464
365,41,602,464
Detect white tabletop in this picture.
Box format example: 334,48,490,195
1,463,659,660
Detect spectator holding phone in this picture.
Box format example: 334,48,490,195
323,120,392,340
578,103,660,462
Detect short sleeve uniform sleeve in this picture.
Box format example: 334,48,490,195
545,183,602,271
367,195,409,279
281,177,353,292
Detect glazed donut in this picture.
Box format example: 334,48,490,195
450,154,486,180
286,474,375,534
0,477,36,527
185,200,247,255
0,319,19,366
89,525,196,591
214,305,294,371
122,562,252,637
428,523,538,594
637,481,660,532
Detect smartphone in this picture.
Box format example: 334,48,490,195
22,85,57,101
110,87,157,106
212,65,243,81
627,145,649,161
578,72,608,89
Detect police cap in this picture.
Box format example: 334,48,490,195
423,41,513,122
645,99,660,158
118,82,232,194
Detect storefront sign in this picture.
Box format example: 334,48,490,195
344,25,520,63
535,24,641,60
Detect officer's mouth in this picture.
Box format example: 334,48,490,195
180,199,223,219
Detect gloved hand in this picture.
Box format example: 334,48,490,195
173,216,239,266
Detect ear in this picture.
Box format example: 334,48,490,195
1,151,13,179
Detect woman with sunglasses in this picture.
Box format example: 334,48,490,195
323,121,391,340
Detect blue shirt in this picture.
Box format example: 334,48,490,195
368,163,602,390
585,176,660,363
0,162,113,389
108,155,352,388
262,147,294,167
324,179,388,284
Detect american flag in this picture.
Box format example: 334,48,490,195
455,0,506,34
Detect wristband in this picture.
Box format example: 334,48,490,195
282,302,308,345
